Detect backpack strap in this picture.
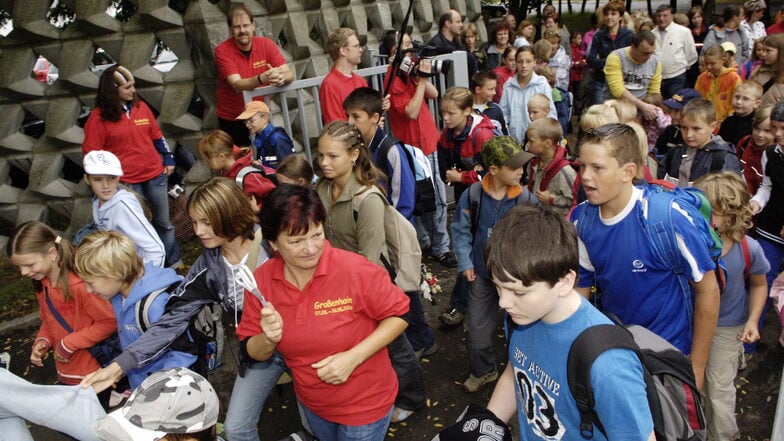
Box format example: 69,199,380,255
235,165,265,189
741,235,751,281
246,228,264,272
468,182,483,238
43,287,74,333
566,324,642,438
135,285,175,333
644,188,694,323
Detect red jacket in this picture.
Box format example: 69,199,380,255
437,114,497,185
224,149,276,210
736,135,766,194
35,274,117,384
493,66,516,103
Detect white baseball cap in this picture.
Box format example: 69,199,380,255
83,150,124,177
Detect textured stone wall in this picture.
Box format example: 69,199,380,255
0,0,485,245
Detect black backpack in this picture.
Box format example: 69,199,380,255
566,321,706,441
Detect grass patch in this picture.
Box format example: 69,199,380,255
0,259,37,323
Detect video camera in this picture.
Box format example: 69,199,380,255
398,41,452,80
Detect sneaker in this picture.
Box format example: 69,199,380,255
439,308,465,326
391,406,415,423
436,251,457,268
414,342,438,360
463,369,499,393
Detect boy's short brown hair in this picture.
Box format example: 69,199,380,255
486,205,578,287
527,117,563,144
681,98,717,125
735,80,764,100
603,0,626,16
75,230,143,286
579,123,643,172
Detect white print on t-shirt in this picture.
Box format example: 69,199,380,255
513,347,565,440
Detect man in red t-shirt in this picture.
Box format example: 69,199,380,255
215,4,293,146
320,28,368,124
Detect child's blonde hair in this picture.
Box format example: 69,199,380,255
543,28,561,44
626,121,651,179
753,104,773,128
693,171,753,243
609,99,638,123
528,93,551,112
7,221,76,300
580,103,620,131
736,80,764,100
534,65,555,87
642,94,664,107
533,39,553,63
528,117,563,143
441,87,474,111
702,44,732,68
74,230,143,286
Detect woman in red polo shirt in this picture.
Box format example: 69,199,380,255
82,65,180,268
236,184,410,441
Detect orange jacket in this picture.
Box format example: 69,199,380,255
35,273,117,384
695,67,742,126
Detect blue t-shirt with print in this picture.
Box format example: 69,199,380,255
508,297,653,440
571,186,717,354
718,236,770,327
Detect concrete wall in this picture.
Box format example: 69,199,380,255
0,0,485,245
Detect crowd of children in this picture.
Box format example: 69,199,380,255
9,2,784,440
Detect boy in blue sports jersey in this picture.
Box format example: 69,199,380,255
570,123,720,389
485,205,654,440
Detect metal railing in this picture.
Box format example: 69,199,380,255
243,51,469,164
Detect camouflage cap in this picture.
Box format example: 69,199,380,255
122,367,219,434
480,136,535,169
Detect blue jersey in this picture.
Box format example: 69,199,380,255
571,186,716,354
718,237,770,327
509,297,653,440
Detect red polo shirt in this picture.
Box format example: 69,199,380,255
236,242,409,425
215,36,287,120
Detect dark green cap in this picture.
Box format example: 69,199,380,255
480,136,535,169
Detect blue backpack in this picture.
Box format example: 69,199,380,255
575,182,725,323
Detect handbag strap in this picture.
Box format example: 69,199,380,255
44,286,74,333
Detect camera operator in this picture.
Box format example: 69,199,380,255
428,9,479,78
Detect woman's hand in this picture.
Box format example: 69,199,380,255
311,351,362,385
30,340,49,367
260,304,283,344
81,362,124,393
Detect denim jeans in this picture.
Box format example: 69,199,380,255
224,353,286,441
414,151,451,257
125,172,181,266
388,333,427,411
403,290,435,352
466,275,500,377
301,405,392,441
0,369,106,441
449,274,470,312
661,72,687,100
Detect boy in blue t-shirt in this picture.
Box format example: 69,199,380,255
570,123,720,389
451,136,538,393
74,230,197,389
485,205,654,440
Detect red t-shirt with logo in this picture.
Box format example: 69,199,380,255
82,101,165,184
215,36,287,120
236,242,409,425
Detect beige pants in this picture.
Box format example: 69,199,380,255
703,325,744,441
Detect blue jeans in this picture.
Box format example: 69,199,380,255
466,275,500,377
125,173,181,266
301,405,392,441
403,290,435,352
661,72,687,100
224,353,286,441
414,151,451,257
